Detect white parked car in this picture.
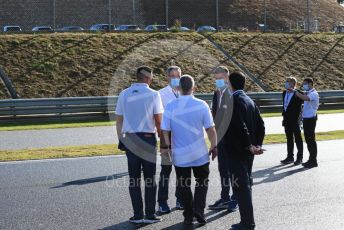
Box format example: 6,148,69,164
3,26,22,32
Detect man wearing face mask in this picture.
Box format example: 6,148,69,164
289,78,319,168
280,76,304,165
157,66,183,213
208,66,238,212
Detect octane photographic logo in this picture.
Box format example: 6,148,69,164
108,38,233,165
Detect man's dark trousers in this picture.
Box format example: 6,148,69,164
157,156,182,204
303,116,318,162
229,157,255,228
217,140,233,201
175,163,209,220
125,133,157,218
284,122,303,160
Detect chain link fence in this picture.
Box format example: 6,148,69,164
0,0,343,32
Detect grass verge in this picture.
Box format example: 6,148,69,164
261,109,344,118
1,109,344,131
0,119,115,131
1,130,344,162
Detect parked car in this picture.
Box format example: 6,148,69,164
334,25,344,33
90,24,115,31
169,26,190,31
3,26,22,32
116,25,140,31
258,24,269,31
32,26,53,32
57,26,84,32
196,26,216,32
145,25,168,31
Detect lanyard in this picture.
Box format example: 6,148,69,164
172,89,179,98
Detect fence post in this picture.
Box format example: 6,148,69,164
263,0,267,32
108,0,112,31
133,0,136,24
165,0,169,29
52,0,56,29
215,0,219,30
306,0,311,33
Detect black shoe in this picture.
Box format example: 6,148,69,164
128,216,144,224
176,199,184,210
208,198,230,210
231,223,255,230
280,157,294,165
194,213,207,225
183,218,193,226
144,215,162,224
294,158,303,165
302,161,318,168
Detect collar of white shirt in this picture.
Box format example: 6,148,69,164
307,88,315,94
179,95,193,99
132,83,148,87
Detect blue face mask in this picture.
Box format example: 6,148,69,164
285,82,290,90
215,79,226,89
171,78,180,88
303,84,310,91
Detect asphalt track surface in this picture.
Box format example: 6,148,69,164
1,113,343,150
1,140,344,230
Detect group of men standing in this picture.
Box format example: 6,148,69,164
115,65,264,229
115,65,319,229
281,76,319,168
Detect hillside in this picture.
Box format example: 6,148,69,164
0,32,344,99
0,0,343,32
141,0,344,31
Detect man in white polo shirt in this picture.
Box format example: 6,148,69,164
161,75,218,226
115,66,163,224
157,66,183,213
289,77,319,168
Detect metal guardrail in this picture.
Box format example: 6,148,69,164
0,91,344,122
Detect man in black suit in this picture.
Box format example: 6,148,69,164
281,76,304,165
224,72,265,230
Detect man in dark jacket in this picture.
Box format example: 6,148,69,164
281,76,304,165
223,72,265,230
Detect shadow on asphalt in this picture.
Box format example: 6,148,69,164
50,172,128,188
100,209,231,230
252,164,308,185
101,221,143,229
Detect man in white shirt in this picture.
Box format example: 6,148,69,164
115,66,164,224
161,75,218,226
289,77,319,168
157,66,183,213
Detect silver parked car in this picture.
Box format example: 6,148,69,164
116,25,140,31
169,26,190,31
3,26,22,32
32,26,53,32
145,25,168,31
57,26,84,32
90,24,115,31
197,26,216,32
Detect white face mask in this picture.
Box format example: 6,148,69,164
303,84,310,91
170,78,180,88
